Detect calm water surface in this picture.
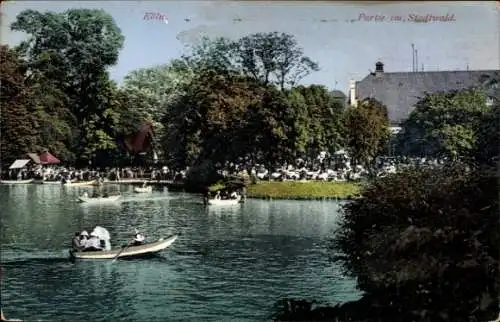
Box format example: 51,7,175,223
0,184,360,321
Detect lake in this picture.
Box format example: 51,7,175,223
0,184,360,321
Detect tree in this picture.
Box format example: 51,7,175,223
237,32,319,89
473,103,499,165
0,45,39,166
333,165,498,321
395,89,491,160
182,36,239,75
287,85,345,161
122,60,196,151
344,98,390,167
11,8,125,165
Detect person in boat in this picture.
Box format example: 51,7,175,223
215,191,221,200
75,230,90,251
230,191,239,199
72,232,82,251
131,231,145,246
83,232,103,251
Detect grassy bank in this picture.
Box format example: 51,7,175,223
246,181,361,200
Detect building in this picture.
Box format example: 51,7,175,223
348,61,499,134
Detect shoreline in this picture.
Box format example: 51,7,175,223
9,179,362,201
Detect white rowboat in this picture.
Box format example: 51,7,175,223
0,179,34,184
208,196,241,206
134,186,153,193
78,195,121,204
64,180,97,187
69,235,178,260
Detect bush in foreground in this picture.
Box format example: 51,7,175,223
273,165,498,321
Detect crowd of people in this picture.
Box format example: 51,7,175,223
3,151,455,184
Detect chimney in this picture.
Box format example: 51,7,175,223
349,79,357,107
375,61,384,75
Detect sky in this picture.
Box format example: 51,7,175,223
1,1,499,93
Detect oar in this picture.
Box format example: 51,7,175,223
111,239,134,262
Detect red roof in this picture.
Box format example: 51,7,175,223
39,151,60,164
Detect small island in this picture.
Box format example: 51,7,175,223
246,181,361,200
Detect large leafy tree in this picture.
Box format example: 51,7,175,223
237,32,319,89
11,9,125,165
287,85,345,161
0,45,39,166
122,60,195,152
344,98,390,167
395,88,490,160
182,33,319,90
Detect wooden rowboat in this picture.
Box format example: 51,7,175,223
44,180,63,185
1,308,21,321
134,186,153,193
0,179,34,184
64,180,97,187
208,196,242,206
69,235,178,260
78,195,121,204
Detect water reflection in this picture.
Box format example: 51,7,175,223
0,184,360,321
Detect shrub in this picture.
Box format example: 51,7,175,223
334,164,499,321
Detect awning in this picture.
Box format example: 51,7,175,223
27,153,41,164
39,151,60,164
9,159,31,169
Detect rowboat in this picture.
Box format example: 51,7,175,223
1,308,21,322
208,196,242,206
0,179,34,184
69,235,178,260
44,180,63,185
64,180,97,187
78,195,121,204
134,186,153,193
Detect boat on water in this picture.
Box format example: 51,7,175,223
208,195,242,206
0,179,34,184
1,308,22,322
70,235,178,260
134,185,153,193
44,180,63,185
64,180,97,187
78,194,121,204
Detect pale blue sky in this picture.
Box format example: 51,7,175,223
2,1,499,93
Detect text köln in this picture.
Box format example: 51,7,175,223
358,13,456,23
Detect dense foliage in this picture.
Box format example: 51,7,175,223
395,89,493,161
335,165,498,321
1,8,391,174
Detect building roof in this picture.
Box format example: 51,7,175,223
355,68,500,124
9,159,30,169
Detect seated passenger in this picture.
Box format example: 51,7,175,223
72,232,83,251
132,232,145,246
79,230,89,249
83,232,102,251
230,191,238,199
